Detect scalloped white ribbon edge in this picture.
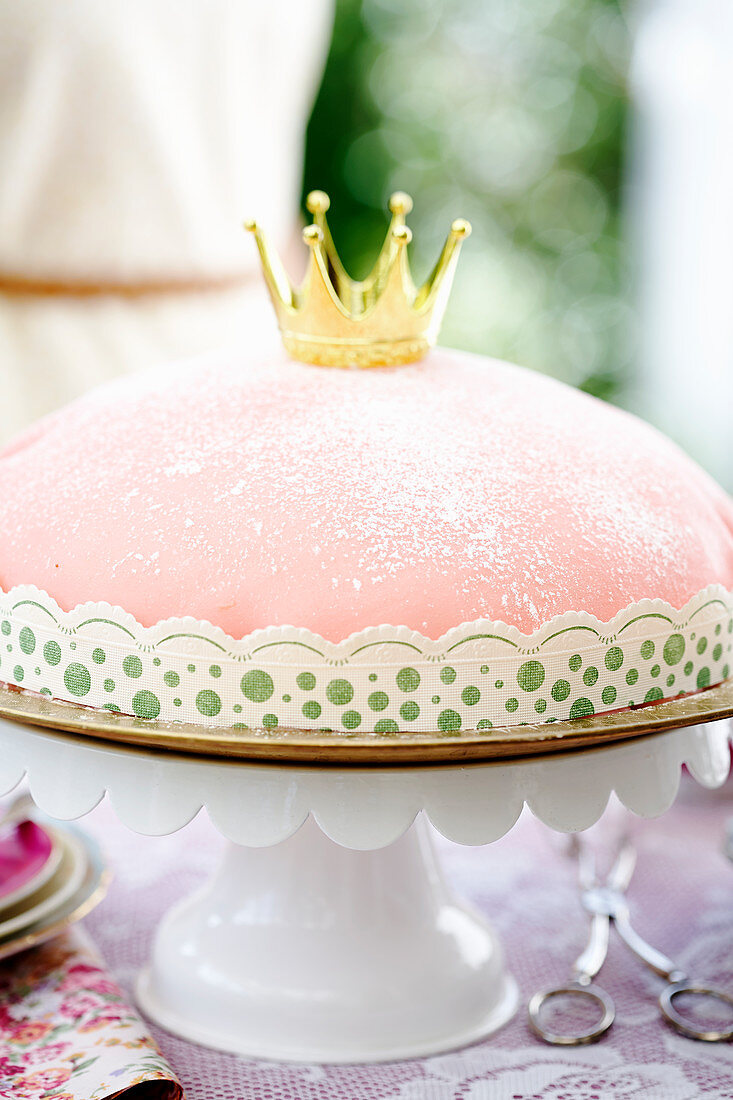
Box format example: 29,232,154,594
0,583,731,733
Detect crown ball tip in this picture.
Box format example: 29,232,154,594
243,218,258,233
306,190,331,215
451,218,472,238
302,223,324,247
389,191,413,216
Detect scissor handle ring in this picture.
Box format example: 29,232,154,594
528,982,615,1046
660,980,733,1042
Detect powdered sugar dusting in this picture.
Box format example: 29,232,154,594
0,345,732,641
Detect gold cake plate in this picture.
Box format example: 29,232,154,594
0,680,731,765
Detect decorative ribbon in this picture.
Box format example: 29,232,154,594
1,585,731,734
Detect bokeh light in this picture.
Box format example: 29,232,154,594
305,0,631,399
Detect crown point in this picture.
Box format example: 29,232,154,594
392,225,413,246
306,190,331,215
302,224,324,247
451,218,472,238
243,219,258,233
389,191,413,216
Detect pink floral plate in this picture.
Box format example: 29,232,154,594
0,819,61,914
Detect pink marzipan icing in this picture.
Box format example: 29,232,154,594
1,346,732,643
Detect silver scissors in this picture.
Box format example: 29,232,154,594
528,836,733,1045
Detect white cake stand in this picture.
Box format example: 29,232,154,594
0,715,730,1064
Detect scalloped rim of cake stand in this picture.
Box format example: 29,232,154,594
0,679,731,765
0,713,729,848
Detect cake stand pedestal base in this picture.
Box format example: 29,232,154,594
136,815,517,1063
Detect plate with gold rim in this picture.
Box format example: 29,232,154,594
0,680,731,765
0,826,109,961
0,828,87,938
0,819,62,913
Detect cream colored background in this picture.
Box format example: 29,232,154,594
0,0,332,441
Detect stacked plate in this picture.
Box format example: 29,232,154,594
0,797,109,960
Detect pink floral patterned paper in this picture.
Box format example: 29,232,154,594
0,926,181,1099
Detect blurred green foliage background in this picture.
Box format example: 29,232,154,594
303,0,631,401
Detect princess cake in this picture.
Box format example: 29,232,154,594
0,193,731,736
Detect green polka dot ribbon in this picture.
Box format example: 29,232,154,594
0,584,731,735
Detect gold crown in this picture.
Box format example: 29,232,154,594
245,191,471,368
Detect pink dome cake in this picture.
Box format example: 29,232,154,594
0,194,731,736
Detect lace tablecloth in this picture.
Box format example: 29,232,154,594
80,773,733,1100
